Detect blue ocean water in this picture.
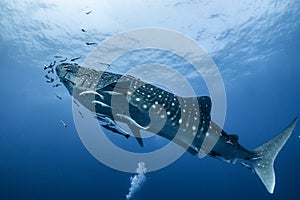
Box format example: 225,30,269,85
1,1,300,199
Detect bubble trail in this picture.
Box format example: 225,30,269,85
126,162,147,200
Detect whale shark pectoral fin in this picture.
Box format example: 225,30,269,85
250,117,298,194
116,113,149,147
128,124,144,147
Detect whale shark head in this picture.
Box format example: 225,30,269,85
55,63,80,95
56,63,126,96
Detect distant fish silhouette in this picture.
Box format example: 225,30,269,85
54,55,62,58
81,29,87,32
45,74,54,83
240,162,254,173
48,61,56,69
78,111,84,118
55,93,62,100
71,56,82,62
86,42,97,46
44,74,51,79
73,100,80,107
48,68,54,74
53,84,62,88
46,79,54,83
59,120,67,128
43,61,56,70
85,10,92,15
60,58,68,62
98,61,111,66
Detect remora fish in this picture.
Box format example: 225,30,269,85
55,63,297,193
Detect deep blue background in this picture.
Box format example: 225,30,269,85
1,1,300,199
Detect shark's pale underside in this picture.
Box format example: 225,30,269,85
55,63,297,194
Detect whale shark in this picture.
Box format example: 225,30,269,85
55,63,297,193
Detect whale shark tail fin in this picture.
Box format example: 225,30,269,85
250,118,298,194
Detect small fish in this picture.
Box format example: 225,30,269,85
44,61,56,70
240,162,254,173
48,68,54,74
85,10,92,15
91,100,110,108
49,61,56,68
116,113,149,130
73,100,80,107
54,55,62,58
78,111,84,118
60,58,68,62
103,91,122,95
98,61,111,66
53,84,62,88
45,74,55,83
226,140,234,145
79,90,104,100
86,42,97,46
46,79,54,83
70,56,82,62
44,74,51,79
59,120,67,128
55,94,62,100
81,29,87,32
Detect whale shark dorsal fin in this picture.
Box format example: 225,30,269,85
196,96,212,116
229,134,239,141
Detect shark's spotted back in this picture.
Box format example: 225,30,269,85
94,68,213,152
